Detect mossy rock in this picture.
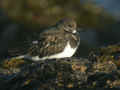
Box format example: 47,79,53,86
0,43,120,89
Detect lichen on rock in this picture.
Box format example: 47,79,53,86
0,43,120,89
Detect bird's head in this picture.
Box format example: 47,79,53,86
56,18,77,34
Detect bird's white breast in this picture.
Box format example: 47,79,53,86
40,41,78,60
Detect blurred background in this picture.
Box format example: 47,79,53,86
0,0,120,59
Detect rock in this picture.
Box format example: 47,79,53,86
0,43,120,89
1,58,91,89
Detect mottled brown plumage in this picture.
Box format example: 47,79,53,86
8,18,80,60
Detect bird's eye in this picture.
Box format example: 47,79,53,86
68,24,72,28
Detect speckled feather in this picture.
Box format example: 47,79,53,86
8,18,80,59
28,29,79,57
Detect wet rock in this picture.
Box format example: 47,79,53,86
1,58,90,89
0,43,120,89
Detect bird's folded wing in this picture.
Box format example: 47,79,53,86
8,32,67,58
28,33,67,57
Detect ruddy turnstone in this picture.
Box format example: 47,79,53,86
9,18,80,61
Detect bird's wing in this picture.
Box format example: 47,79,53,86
28,32,67,57
8,31,67,58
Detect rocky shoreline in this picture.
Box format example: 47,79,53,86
0,43,120,89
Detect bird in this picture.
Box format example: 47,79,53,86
8,18,80,61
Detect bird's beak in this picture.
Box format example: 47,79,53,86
72,30,77,34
